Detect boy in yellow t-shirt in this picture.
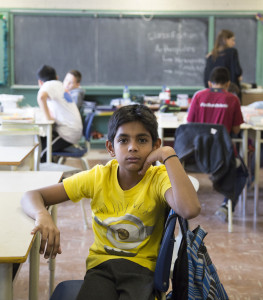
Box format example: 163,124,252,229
21,104,200,300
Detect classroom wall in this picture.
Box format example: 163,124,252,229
0,0,263,11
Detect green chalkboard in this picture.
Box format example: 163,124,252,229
215,17,257,84
13,14,208,87
0,15,8,85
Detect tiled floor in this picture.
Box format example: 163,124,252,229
13,151,263,300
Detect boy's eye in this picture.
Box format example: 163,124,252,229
138,138,148,143
118,138,128,144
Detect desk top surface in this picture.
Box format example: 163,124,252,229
0,108,54,124
0,145,37,165
0,171,62,263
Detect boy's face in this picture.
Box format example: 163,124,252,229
63,73,79,91
106,121,158,174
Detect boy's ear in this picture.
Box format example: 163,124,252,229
153,138,161,150
106,140,115,157
225,80,231,90
208,81,212,88
38,79,44,87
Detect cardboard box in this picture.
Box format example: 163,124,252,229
242,89,263,105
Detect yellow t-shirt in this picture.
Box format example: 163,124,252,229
63,159,171,272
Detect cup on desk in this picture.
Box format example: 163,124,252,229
176,94,189,107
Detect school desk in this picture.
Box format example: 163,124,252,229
0,171,63,300
34,119,54,163
0,123,39,149
252,126,263,216
0,114,54,163
0,123,40,170
0,145,38,171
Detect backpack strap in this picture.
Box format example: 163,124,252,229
178,215,188,237
154,209,178,292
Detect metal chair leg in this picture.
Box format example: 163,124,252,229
228,199,233,233
80,157,90,170
58,156,65,164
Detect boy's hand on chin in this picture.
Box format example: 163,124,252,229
138,146,176,176
138,148,162,176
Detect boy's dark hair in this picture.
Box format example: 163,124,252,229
69,70,82,83
209,67,230,85
108,104,159,146
37,65,57,82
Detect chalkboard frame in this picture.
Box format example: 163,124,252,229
8,10,263,93
0,13,8,86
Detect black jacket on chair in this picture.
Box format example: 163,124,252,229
174,123,243,201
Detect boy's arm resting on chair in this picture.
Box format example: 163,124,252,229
21,183,69,259
139,145,201,220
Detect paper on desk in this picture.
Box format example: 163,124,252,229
241,106,263,126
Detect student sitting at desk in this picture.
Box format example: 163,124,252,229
37,65,83,162
63,69,85,110
187,66,246,221
21,104,200,300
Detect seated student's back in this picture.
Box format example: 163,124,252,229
188,66,243,135
37,65,83,161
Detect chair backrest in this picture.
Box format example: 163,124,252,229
174,123,234,167
83,112,95,142
174,122,238,200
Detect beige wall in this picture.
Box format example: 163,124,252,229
0,0,262,11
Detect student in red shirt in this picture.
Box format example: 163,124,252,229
188,66,245,221
188,67,243,135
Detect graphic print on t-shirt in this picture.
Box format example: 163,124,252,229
94,214,154,257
